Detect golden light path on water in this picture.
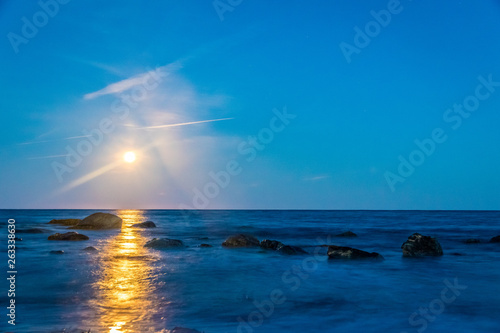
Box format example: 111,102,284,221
86,210,163,333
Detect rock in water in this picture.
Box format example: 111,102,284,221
336,231,357,237
489,235,500,243
145,238,184,249
222,234,260,248
50,250,65,255
132,221,157,228
465,238,481,244
401,233,443,257
71,212,122,230
83,246,98,252
278,245,308,255
260,239,307,255
48,219,81,226
260,239,284,250
199,244,213,248
327,245,383,260
48,232,89,241
171,327,202,333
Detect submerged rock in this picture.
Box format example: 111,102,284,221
48,218,81,226
465,238,481,244
171,327,202,333
48,232,89,241
260,239,307,255
199,244,213,248
222,234,260,248
50,250,65,255
145,238,184,249
336,231,357,237
71,212,122,230
401,233,443,257
83,246,98,252
489,235,500,243
14,237,22,241
132,221,156,228
260,239,284,250
327,245,383,260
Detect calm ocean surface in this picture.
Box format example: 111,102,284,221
1,210,499,333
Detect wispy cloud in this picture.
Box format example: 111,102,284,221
83,62,182,100
27,154,70,160
303,175,331,182
128,117,234,130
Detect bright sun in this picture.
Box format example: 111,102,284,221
123,151,136,163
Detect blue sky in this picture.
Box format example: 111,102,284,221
1,0,500,209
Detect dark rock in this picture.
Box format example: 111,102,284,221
401,233,443,257
83,246,98,252
17,228,48,234
489,235,500,243
260,239,284,250
144,238,184,249
465,238,481,244
71,212,122,230
278,245,308,255
50,250,64,255
132,221,157,228
171,327,202,333
199,244,213,248
222,234,260,248
336,231,357,237
327,245,383,260
48,232,89,241
48,218,81,226
451,252,463,256
14,237,22,241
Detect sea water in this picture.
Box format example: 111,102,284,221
0,210,499,333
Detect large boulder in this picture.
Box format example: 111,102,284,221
48,219,81,226
327,245,383,260
489,235,500,243
336,231,357,237
222,234,260,248
145,238,184,249
71,213,122,230
132,221,156,228
401,233,443,257
48,232,89,241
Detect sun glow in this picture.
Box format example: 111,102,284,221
123,151,136,163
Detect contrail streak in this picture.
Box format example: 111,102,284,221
132,117,234,130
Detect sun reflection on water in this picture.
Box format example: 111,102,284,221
87,210,161,333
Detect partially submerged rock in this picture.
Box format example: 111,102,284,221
48,218,81,226
83,246,98,252
327,245,383,260
489,235,500,243
260,239,307,255
132,221,157,228
171,327,202,333
222,234,260,248
401,233,443,257
71,212,122,230
199,244,213,248
336,231,357,237
145,238,184,249
48,232,89,241
465,238,481,244
50,250,65,255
